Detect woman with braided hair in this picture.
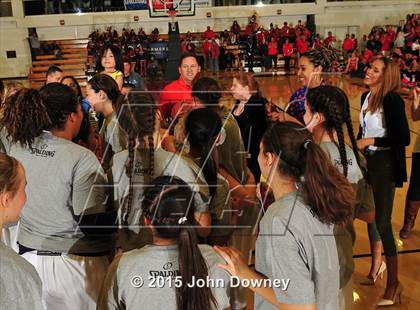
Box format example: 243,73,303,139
99,176,234,310
109,92,211,252
272,47,337,124
304,85,375,310
215,121,355,310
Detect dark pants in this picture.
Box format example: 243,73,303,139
284,56,291,72
366,150,397,256
270,55,277,69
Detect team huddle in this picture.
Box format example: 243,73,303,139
0,47,418,310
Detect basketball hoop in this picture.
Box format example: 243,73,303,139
148,0,195,18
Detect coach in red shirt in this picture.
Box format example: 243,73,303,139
159,54,201,119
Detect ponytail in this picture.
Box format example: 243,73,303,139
302,141,355,225
142,176,217,310
262,122,354,225
118,92,157,225
185,108,222,197
177,226,216,310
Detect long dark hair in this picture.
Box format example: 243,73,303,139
1,88,51,148
95,44,124,73
88,74,121,106
262,122,354,225
191,77,222,108
142,176,217,310
185,108,221,197
39,83,80,131
117,92,157,224
306,86,361,177
61,75,82,97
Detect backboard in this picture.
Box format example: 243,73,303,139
148,0,195,18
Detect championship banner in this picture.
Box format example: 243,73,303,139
124,0,148,10
149,41,168,59
124,0,210,10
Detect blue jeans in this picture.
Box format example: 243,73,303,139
210,58,219,73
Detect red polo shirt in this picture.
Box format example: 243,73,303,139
159,77,193,119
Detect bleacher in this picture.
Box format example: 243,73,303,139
29,39,89,89
28,32,298,89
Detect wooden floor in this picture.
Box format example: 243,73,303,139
13,73,420,309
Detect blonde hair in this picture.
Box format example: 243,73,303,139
0,153,21,196
2,81,24,103
368,57,401,113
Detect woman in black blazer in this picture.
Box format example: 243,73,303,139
231,72,268,181
357,57,410,306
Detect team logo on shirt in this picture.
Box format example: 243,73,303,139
134,161,150,176
149,262,179,278
334,158,353,167
29,144,56,158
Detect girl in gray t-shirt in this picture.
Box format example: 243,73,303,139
215,122,355,310
0,153,43,310
86,74,128,172
304,86,375,309
109,92,211,251
98,176,238,310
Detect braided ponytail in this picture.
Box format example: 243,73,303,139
330,101,349,177
118,92,157,225
306,86,357,176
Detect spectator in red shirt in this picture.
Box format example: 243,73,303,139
282,38,294,73
387,26,396,42
342,34,354,58
231,20,241,35
202,39,212,71
209,39,220,75
281,22,290,38
296,35,309,56
380,32,392,56
351,33,358,51
202,26,215,40
324,31,334,46
245,23,254,36
158,54,201,120
267,37,278,71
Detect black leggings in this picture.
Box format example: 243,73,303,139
366,150,397,256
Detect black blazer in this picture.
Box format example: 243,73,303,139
358,91,410,187
234,94,268,180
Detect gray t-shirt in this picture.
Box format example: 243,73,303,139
110,148,209,250
320,141,374,288
254,192,339,310
98,244,232,310
100,112,128,171
0,241,43,310
1,131,113,254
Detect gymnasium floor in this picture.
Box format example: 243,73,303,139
10,73,420,309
